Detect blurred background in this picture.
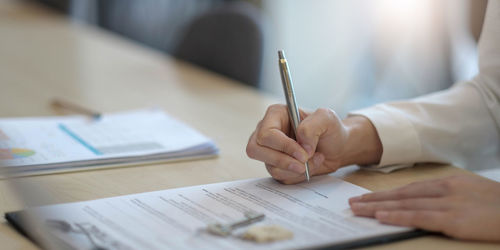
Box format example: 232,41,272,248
38,0,486,117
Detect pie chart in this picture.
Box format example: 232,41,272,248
0,148,36,160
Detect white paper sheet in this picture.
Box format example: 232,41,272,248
17,176,411,249
477,168,500,182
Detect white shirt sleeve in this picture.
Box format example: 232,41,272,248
349,0,500,172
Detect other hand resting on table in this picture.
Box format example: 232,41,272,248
349,174,500,242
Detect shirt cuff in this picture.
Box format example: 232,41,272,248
348,104,422,170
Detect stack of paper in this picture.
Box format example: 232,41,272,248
0,109,218,177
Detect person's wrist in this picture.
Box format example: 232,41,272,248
339,115,382,166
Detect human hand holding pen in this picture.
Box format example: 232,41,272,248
246,104,383,184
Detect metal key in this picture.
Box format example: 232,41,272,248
206,211,265,236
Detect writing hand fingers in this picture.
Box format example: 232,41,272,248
256,104,309,162
247,132,306,174
255,128,308,163
265,164,305,184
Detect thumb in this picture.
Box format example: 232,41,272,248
296,108,334,158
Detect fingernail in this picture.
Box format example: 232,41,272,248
349,196,361,204
302,144,313,156
376,211,389,219
313,154,324,166
288,163,305,174
292,151,307,163
352,203,366,210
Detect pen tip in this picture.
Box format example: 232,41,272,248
278,50,285,59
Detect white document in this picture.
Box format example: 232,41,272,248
0,109,218,176
477,168,500,182
11,176,412,249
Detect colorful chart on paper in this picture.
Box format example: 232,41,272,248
0,148,36,160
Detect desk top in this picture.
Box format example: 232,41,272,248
0,1,498,249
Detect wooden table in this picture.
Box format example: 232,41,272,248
0,1,497,249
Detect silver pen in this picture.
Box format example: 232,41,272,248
278,50,311,182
